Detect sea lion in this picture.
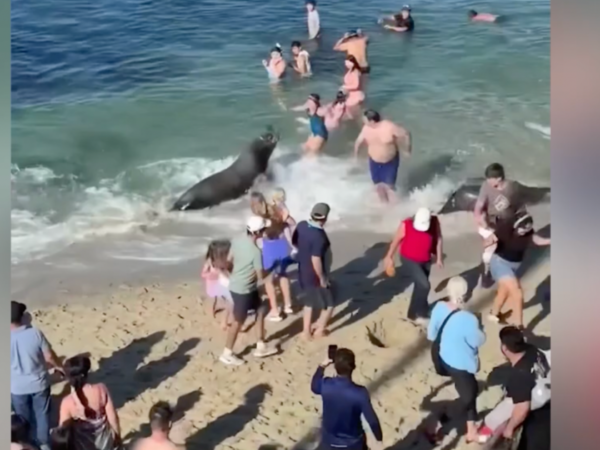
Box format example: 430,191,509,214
171,130,279,211
437,178,550,215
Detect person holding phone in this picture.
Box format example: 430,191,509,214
311,347,383,450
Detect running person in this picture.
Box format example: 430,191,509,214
323,91,347,131
354,110,411,203
340,56,365,117
292,94,328,155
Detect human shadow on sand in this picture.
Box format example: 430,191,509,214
385,380,493,450
267,242,414,345
185,383,271,450
289,229,550,450
524,275,550,333
91,331,200,409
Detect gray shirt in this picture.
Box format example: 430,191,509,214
477,180,523,224
11,325,50,395
228,235,263,294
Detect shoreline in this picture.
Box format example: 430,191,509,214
25,205,550,450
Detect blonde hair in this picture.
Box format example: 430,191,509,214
447,276,468,306
250,192,269,218
271,187,286,204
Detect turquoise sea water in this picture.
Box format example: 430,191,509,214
11,0,550,265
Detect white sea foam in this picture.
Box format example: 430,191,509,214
11,148,460,264
525,122,551,139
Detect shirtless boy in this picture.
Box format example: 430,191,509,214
354,109,411,203
333,29,370,73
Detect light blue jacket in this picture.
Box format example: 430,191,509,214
427,301,486,374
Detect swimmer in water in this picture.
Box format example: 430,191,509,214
379,5,415,33
333,29,370,74
290,41,312,76
323,91,348,131
341,55,365,117
354,109,411,203
306,0,321,40
262,44,286,81
292,93,328,155
468,10,500,23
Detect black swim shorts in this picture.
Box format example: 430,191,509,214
360,65,371,74
301,285,335,309
230,290,263,323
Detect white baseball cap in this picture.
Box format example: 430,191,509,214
246,215,271,233
413,207,432,232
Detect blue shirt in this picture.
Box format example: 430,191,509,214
311,366,383,447
11,325,51,395
427,302,486,374
292,220,331,289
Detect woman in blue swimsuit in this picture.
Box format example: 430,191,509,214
293,93,328,155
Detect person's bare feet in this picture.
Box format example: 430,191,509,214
302,330,313,341
313,328,330,338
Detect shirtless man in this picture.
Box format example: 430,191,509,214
468,10,499,23
133,402,178,450
333,29,370,74
354,109,411,202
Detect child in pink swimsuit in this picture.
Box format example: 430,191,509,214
201,240,233,330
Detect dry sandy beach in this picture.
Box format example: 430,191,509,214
24,210,551,450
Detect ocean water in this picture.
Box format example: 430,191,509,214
11,0,550,269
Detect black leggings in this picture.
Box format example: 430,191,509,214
443,361,479,422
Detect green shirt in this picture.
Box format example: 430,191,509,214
228,235,263,294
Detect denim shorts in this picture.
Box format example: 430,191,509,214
489,254,521,282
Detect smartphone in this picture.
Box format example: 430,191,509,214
328,345,338,360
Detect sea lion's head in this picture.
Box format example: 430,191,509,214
260,126,280,145
251,127,279,167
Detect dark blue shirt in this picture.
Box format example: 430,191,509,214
311,366,383,447
292,220,331,289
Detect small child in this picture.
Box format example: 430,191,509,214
271,187,296,228
201,240,233,330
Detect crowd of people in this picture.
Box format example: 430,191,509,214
11,3,550,450
263,2,499,204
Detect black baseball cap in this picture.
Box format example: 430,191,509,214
11,301,27,324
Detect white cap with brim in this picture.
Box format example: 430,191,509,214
413,207,432,232
247,215,271,233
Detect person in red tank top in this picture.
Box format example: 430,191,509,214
383,207,443,323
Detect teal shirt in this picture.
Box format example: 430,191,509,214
228,235,263,294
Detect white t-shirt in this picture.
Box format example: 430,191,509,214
307,10,320,39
